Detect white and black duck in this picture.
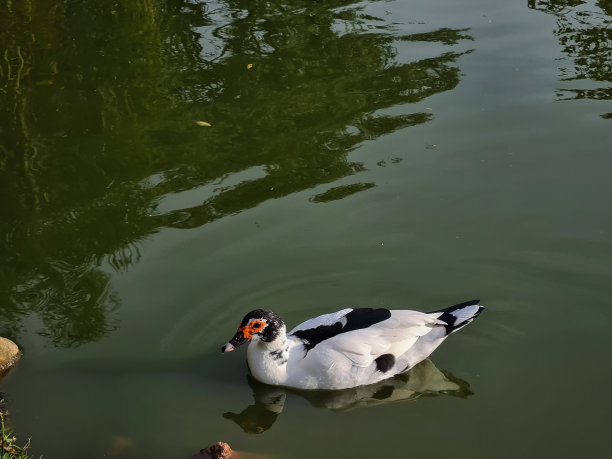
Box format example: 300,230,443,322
222,300,483,390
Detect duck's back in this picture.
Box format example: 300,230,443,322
284,301,482,390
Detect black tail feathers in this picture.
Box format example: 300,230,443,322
430,299,484,335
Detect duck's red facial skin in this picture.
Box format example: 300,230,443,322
222,312,277,353
238,319,267,339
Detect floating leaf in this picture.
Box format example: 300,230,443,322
196,121,211,127
247,63,253,70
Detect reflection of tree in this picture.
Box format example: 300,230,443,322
0,0,472,346
528,0,612,116
0,0,197,346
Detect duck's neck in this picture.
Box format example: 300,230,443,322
247,326,290,386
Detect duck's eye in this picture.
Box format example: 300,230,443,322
250,320,265,331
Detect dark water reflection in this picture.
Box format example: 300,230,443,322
0,1,472,346
224,359,472,434
528,0,612,116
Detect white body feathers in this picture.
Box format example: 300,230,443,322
233,300,483,390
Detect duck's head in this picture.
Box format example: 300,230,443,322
221,309,284,352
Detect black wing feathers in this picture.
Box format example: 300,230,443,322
291,308,391,352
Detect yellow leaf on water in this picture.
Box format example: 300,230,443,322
247,63,254,70
196,121,211,127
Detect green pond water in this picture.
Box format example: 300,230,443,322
1,0,611,457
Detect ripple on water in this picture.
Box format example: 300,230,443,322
158,270,362,355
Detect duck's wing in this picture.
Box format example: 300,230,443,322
289,308,392,351
289,308,443,367
288,308,355,336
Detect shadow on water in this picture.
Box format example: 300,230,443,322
0,0,473,346
223,359,473,434
527,0,612,117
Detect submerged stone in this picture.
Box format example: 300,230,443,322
197,442,234,459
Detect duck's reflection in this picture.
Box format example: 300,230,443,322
223,359,472,434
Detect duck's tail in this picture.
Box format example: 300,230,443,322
429,299,484,335
395,300,484,374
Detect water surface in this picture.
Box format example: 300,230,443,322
1,0,610,458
